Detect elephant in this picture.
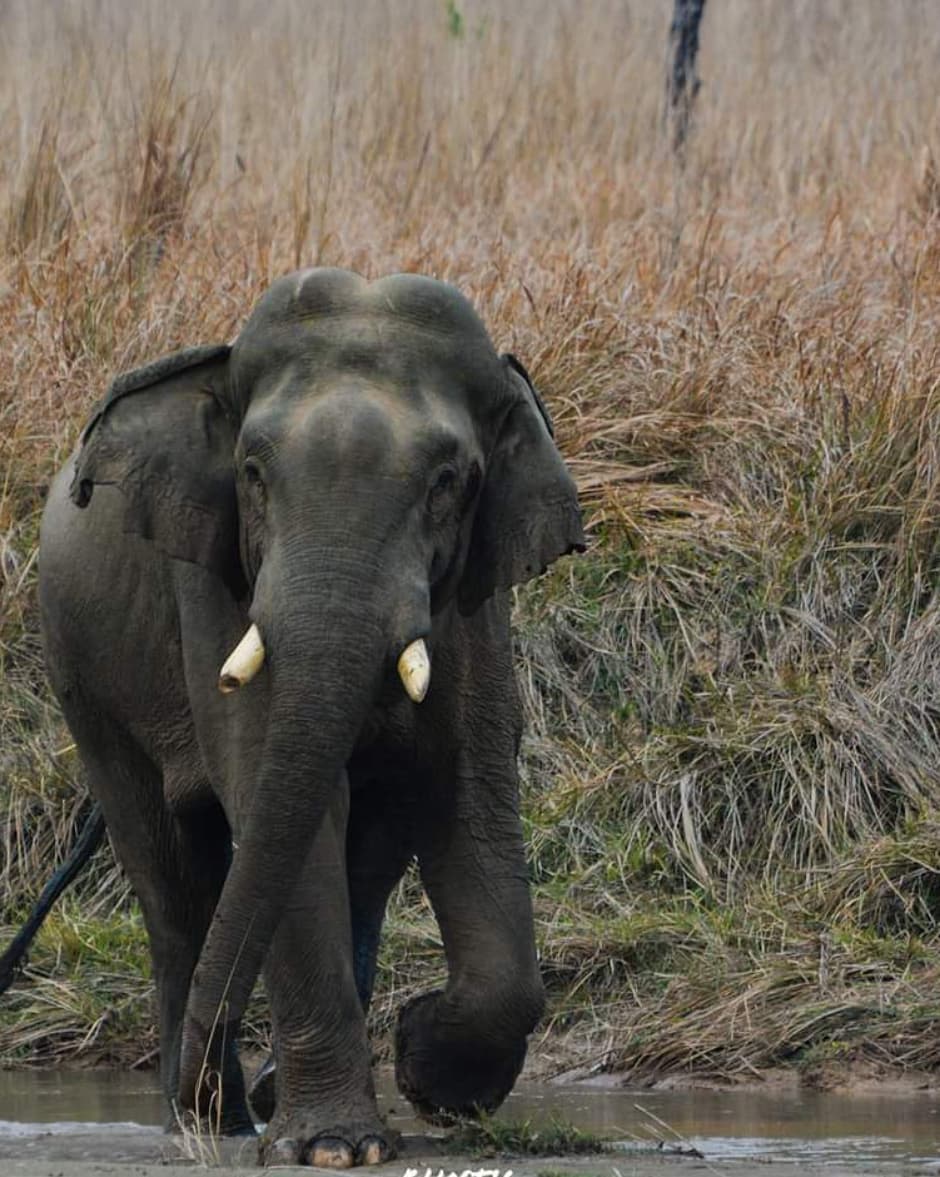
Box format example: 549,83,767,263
38,267,584,1167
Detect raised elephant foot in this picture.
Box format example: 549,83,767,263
260,1113,398,1168
394,991,528,1124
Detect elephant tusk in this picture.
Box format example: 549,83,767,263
397,639,430,703
218,624,266,693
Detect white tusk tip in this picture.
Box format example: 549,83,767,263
218,623,266,693
397,639,430,703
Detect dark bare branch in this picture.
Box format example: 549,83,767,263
668,0,707,155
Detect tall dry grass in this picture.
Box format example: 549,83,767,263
3,0,940,1079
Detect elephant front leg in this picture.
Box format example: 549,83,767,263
397,754,545,1122
258,780,396,1168
249,778,414,1123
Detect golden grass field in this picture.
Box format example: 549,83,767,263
3,0,940,1085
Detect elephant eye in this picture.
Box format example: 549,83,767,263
244,460,266,507
427,466,458,518
432,467,456,494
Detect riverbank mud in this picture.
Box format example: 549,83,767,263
1,1127,936,1177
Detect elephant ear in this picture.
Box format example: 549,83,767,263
458,355,585,615
70,345,241,586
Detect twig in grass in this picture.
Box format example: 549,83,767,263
633,1104,721,1172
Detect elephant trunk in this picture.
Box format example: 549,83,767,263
178,586,386,1106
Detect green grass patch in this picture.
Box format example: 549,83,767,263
446,1116,611,1158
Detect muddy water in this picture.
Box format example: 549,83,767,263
505,1081,940,1166
1,1068,939,1172
0,1070,163,1127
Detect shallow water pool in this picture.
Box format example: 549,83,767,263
1,1068,939,1171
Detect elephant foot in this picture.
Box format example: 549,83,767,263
259,1112,397,1168
394,990,528,1124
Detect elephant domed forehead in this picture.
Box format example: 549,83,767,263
264,383,471,479
232,269,505,413
252,268,491,340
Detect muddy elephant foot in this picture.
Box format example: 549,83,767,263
260,1113,397,1168
394,990,528,1124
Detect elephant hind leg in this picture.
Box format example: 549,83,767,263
63,710,253,1134
152,799,254,1136
346,778,416,1012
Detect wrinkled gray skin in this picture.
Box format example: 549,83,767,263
39,269,584,1168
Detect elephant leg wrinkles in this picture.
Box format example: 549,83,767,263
396,603,545,1122
258,773,395,1167
248,772,415,1125
399,757,544,1122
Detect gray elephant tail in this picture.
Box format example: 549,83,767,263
0,802,107,995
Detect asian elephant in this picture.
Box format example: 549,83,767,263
38,268,584,1167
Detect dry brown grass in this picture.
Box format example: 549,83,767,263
3,0,940,1079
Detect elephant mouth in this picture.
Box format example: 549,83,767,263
217,624,431,704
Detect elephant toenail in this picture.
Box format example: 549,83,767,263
356,1137,389,1165
269,1136,301,1164
308,1137,355,1168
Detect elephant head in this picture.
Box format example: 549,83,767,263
68,268,584,1104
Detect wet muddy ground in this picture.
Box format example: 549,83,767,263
0,1069,938,1176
